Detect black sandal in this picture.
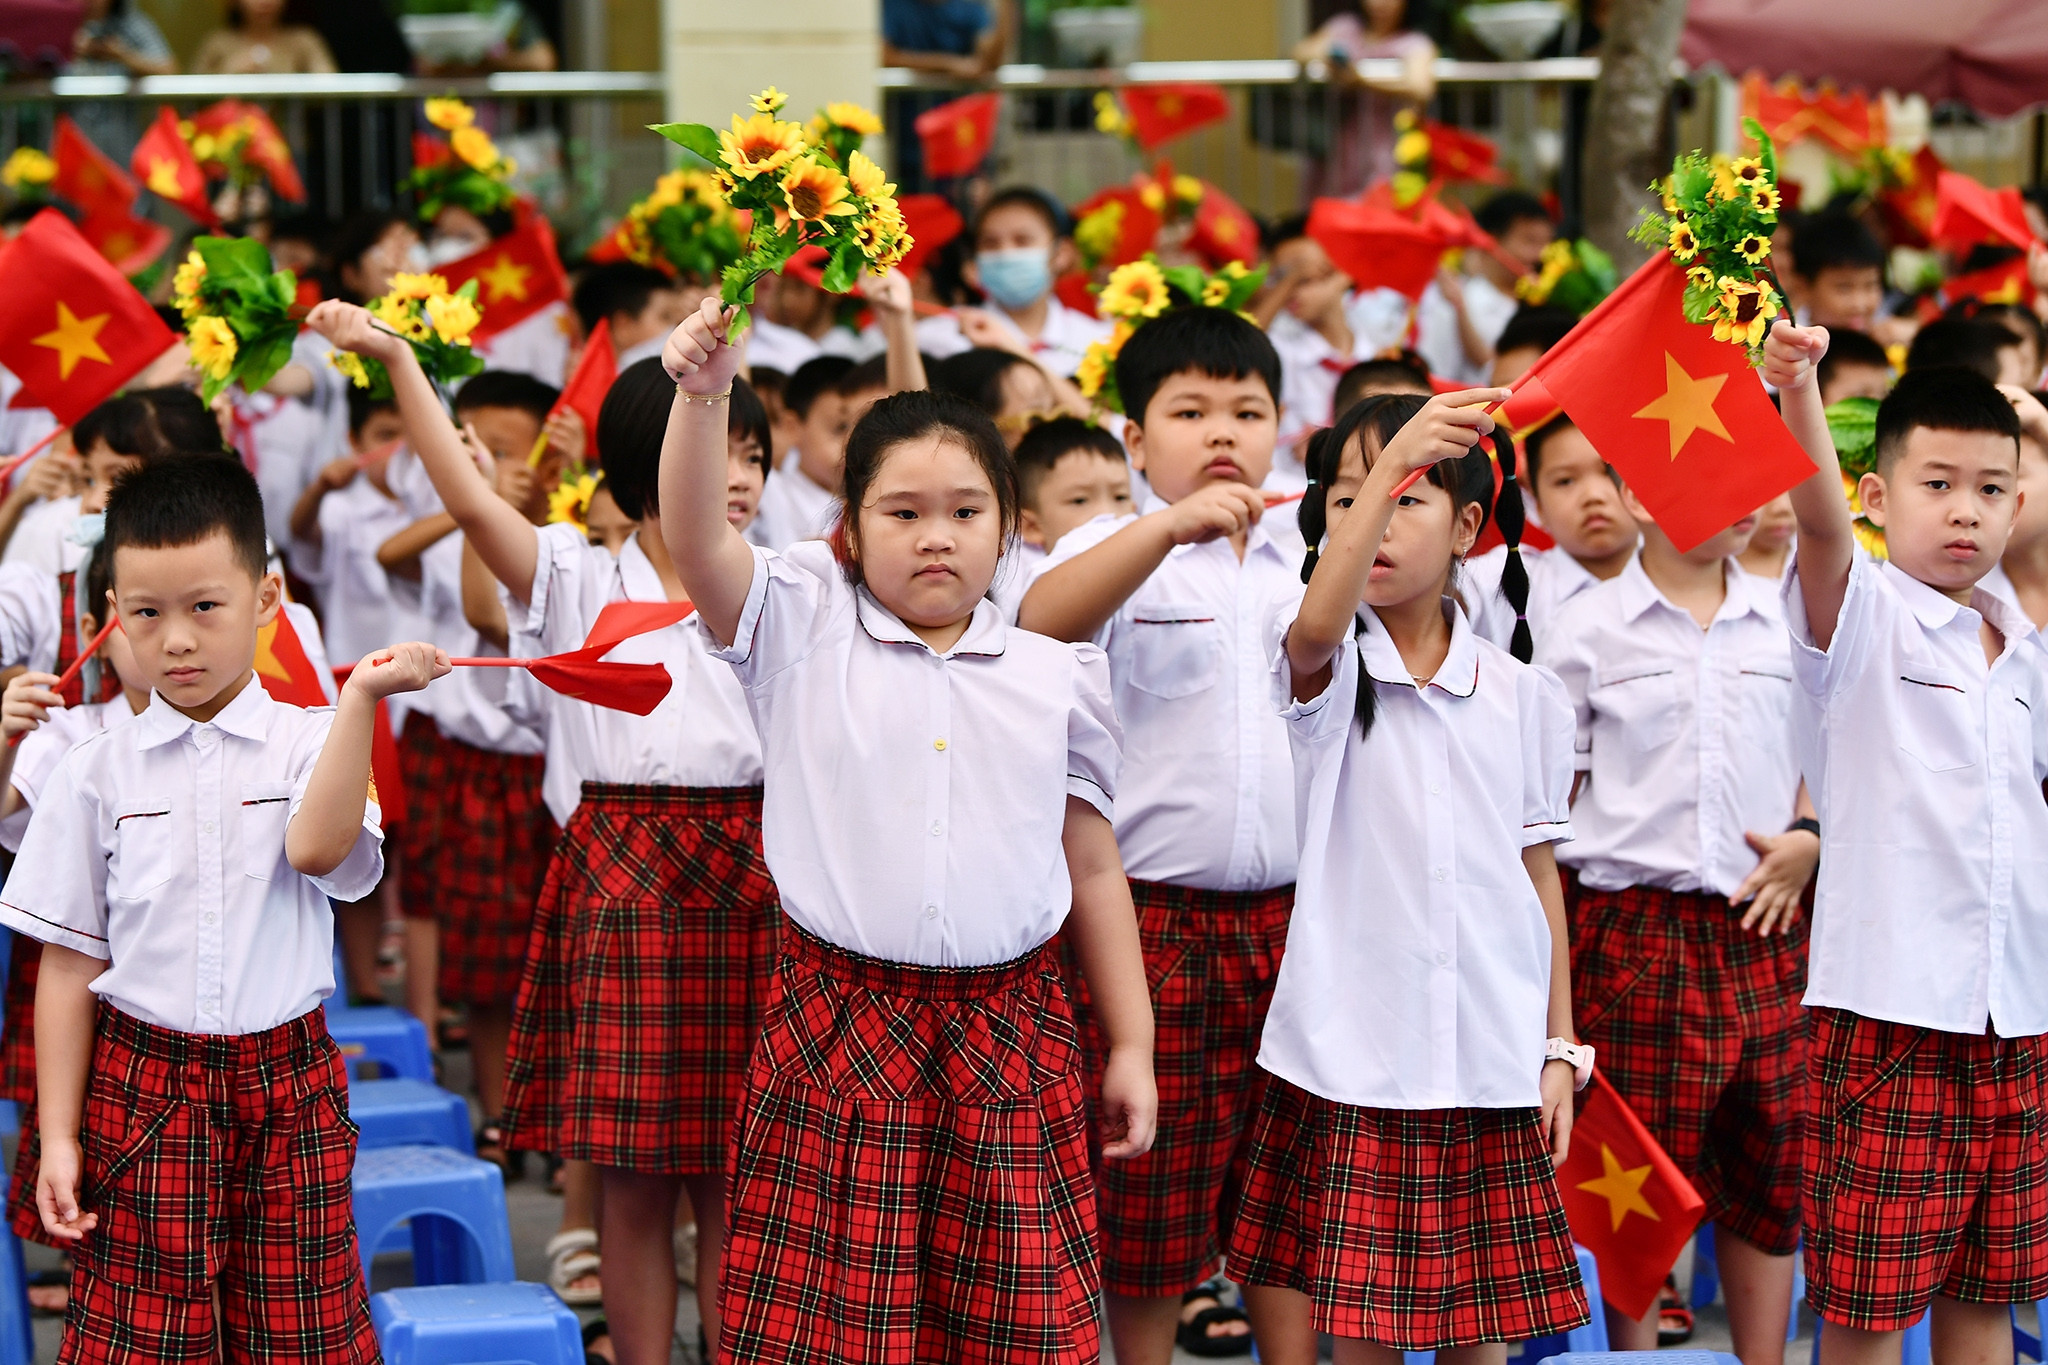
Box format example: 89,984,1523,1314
1176,1280,1254,1358
582,1317,614,1365
475,1118,521,1181
26,1267,68,1317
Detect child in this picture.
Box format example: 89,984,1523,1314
745,365,794,466
997,416,1133,618
1416,191,1554,384
1985,387,2048,631
1816,328,1893,405
917,186,1112,377
1464,415,1638,650
932,346,1078,448
573,261,690,371
746,355,852,551
1767,324,2048,1362
308,298,773,1364
658,298,1156,1360
1904,317,2016,383
1537,483,1817,1364
1489,305,1578,387
1020,305,1301,1363
1235,390,1590,1363
1264,224,1407,459
1789,212,1887,337
287,389,413,668
0,454,445,1360
1334,353,1435,414
744,247,861,374
1738,494,1798,581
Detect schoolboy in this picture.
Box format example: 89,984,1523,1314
1905,317,2025,385
1490,304,1578,387
1816,328,1893,405
748,354,900,553
995,416,1132,619
1020,305,1300,1365
1263,222,1406,457
916,186,1111,376
1985,387,2048,633
1332,353,1434,416
1,455,445,1361
1789,212,1886,336
1416,190,1555,383
1538,487,1817,1365
572,262,689,370
287,389,413,668
1767,323,2048,1362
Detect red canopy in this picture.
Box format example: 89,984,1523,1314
1682,0,2048,119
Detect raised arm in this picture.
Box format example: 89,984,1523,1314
658,297,760,645
287,641,448,877
1762,321,1852,650
860,269,928,394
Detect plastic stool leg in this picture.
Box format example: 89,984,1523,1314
0,1221,30,1365
1692,1222,1721,1310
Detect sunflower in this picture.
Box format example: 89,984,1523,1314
1391,171,1428,206
451,125,500,172
1737,232,1771,264
424,97,474,132
1660,178,1679,214
1669,221,1700,261
824,102,883,136
778,159,856,225
1094,92,1129,136
1172,175,1203,205
1709,157,1738,201
0,147,55,190
372,294,429,341
1730,156,1765,188
1751,183,1781,219
187,315,239,382
1395,129,1431,167
1686,264,1717,291
1097,259,1171,320
751,87,788,114
1846,473,1888,558
1201,277,1230,306
1138,182,1166,213
719,112,804,181
330,350,371,389
1711,278,1780,348
1104,320,1135,359
547,470,598,527
846,149,890,201
172,251,208,315
425,292,482,348
1076,345,1109,400
387,272,448,302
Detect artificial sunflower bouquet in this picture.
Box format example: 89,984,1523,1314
0,147,55,205
650,88,910,340
547,466,600,531
327,272,487,399
172,236,304,404
1517,237,1617,315
1390,109,1433,209
183,115,262,191
1076,256,1266,413
406,97,519,221
616,168,747,284
1630,118,1787,365
1825,396,1887,558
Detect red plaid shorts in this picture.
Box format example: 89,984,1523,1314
721,925,1100,1365
1569,881,1808,1254
0,935,39,1103
501,783,780,1173
419,736,556,1005
1064,878,1290,1295
1802,1008,2048,1330
1230,1077,1590,1349
396,716,457,919
34,1004,377,1363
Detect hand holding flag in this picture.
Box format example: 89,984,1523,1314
1556,1073,1707,1319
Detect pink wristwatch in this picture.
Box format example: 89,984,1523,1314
1546,1037,1595,1091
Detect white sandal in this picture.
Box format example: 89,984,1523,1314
546,1228,603,1306
674,1222,697,1287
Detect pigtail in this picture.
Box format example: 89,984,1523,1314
1297,428,1332,585
1490,428,1534,663
1351,612,1378,738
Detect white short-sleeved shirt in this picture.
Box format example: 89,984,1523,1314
290,476,412,667
913,299,1113,379
0,697,142,853
3,495,84,575
990,540,1046,623
1785,553,2048,1036
1262,600,1575,1109
233,390,328,558
1462,543,1613,652
1269,310,1382,459
0,366,58,463
477,301,572,387
416,533,543,756
745,463,840,554
1414,274,1520,385
0,681,383,1035
713,540,1122,967
1538,556,1800,896
0,561,60,675
511,522,761,825
1031,500,1305,891
1980,563,2044,643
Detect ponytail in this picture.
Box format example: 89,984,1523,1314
1488,427,1533,663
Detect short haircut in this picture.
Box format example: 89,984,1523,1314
1475,190,1550,240
1904,318,2009,382
454,370,561,426
73,387,226,459
1816,327,1892,394
1873,365,2020,475
594,361,771,520
1953,298,2046,359
1115,306,1282,425
1333,353,1433,414
840,389,1019,586
838,354,892,398
84,531,115,627
345,386,400,436
727,374,772,476
329,209,409,299
1523,413,1617,488
931,347,1040,417
784,355,854,420
1791,211,1884,279
747,365,790,408
1012,416,1125,508
1493,305,1577,359
103,454,268,587
973,186,1069,242
1264,213,1310,251
572,262,673,334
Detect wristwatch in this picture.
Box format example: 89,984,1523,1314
1546,1037,1595,1092
1787,816,1821,839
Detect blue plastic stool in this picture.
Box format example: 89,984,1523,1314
349,1079,474,1154
1401,1245,1609,1365
1688,1223,1805,1342
352,1144,515,1287
371,1282,582,1365
1544,1354,1739,1365
327,1004,435,1083
0,1180,31,1365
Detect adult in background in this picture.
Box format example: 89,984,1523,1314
1293,0,1437,198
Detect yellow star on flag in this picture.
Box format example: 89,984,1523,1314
1577,1143,1662,1233
955,122,977,147
32,302,112,381
254,618,294,687
1158,94,1183,117
477,253,532,303
145,157,185,198
1632,352,1731,460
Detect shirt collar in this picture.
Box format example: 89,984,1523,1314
1357,598,1480,698
616,528,665,601
1135,486,1290,560
855,587,1008,659
1881,557,2040,657
1615,551,1773,626
134,673,274,750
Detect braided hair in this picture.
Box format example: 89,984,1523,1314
1295,394,1533,739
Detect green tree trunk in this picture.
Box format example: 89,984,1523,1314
1581,0,1689,268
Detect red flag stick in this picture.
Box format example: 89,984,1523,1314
0,425,67,490
8,615,118,746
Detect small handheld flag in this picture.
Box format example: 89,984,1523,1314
1557,1072,1707,1319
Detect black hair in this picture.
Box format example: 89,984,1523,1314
837,354,892,398
329,209,410,302
1790,211,1885,280
1815,327,1891,395
226,0,315,26
727,375,772,480
453,369,561,426
1493,305,1578,360
1013,416,1125,509
1520,412,1620,494
103,455,268,588
73,387,225,460
838,389,1019,587
1115,306,1282,425
1873,365,2020,476
268,212,331,250
747,365,789,407
973,186,1070,243
1904,318,2009,382
784,354,854,421
1951,298,2046,362
1264,212,1310,251
1475,190,1551,241
345,385,400,437
437,203,516,241
594,360,770,521
1333,353,1434,416
571,262,673,335
932,347,1041,417
1297,394,1529,738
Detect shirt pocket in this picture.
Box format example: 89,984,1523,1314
1895,665,1977,773
240,780,295,880
1125,604,1224,701
108,797,176,901
1737,658,1795,752
1591,659,1681,760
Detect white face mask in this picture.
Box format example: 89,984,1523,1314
424,235,481,267
404,242,432,272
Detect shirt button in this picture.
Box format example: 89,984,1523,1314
1436,951,1449,966
1429,783,1442,796
930,821,942,836
933,738,947,751
924,904,938,919
1434,867,1446,882
202,820,216,834
204,912,216,924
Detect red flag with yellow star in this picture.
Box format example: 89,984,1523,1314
1121,84,1231,151
1557,1071,1707,1320
52,115,137,223
1188,182,1260,269
1516,252,1815,552
257,611,408,827
0,210,177,424
437,213,569,341
915,92,1001,179
130,106,219,229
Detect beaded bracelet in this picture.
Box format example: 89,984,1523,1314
676,386,732,404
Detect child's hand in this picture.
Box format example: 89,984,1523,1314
542,406,586,467
1160,481,1267,547
318,456,359,492
1097,1045,1158,1161
2,671,62,741
1370,388,1506,486
1999,384,2048,445
1733,827,1819,936
35,1136,95,1242
858,267,914,321
18,451,80,504
1540,1059,1575,1166
348,642,452,701
493,459,536,512
1434,264,1468,311
304,299,410,366
1761,320,1830,392
956,308,1029,357
663,295,745,396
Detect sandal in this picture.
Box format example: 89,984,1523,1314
675,1221,698,1287
546,1227,603,1307
582,1317,615,1365
26,1267,68,1316
1176,1279,1254,1358
476,1118,521,1181
1657,1274,1695,1345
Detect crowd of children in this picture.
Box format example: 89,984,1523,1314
0,151,2042,1365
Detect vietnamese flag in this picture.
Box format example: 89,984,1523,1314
1073,185,1163,269
52,115,138,223
1307,196,1462,300
1932,169,2034,252
1557,1072,1707,1320
915,92,1001,179
1188,182,1260,268
1515,253,1816,552
1945,254,2033,307
260,611,407,827
0,210,177,424
896,193,964,279
131,106,218,228
1422,120,1506,184
191,100,305,202
1121,83,1231,151
556,318,617,461
438,215,570,340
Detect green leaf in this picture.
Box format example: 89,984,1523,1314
726,303,751,344
1826,396,1881,477
648,121,722,167
235,331,298,396
820,238,862,294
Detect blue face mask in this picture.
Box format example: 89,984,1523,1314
975,248,1053,311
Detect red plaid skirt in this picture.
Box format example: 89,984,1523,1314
1802,1008,2048,1330
396,717,457,921
1064,877,1291,1295
20,1004,376,1363
501,783,780,1173
1569,881,1808,1254
415,735,555,1004
721,925,1100,1364
1230,1077,1590,1348
0,935,39,1103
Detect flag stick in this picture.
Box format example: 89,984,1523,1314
0,425,67,488
447,657,528,667
8,615,119,746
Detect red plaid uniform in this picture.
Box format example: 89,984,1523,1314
0,936,39,1102
501,783,779,1173
24,1003,376,1363
53,571,121,711
1802,1008,2048,1330
1065,877,1290,1295
1230,1077,1590,1349
1568,880,1808,1254
396,717,458,921
720,924,1100,1364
